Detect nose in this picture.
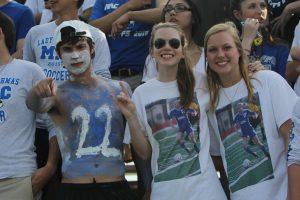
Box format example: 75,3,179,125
169,9,176,16
71,51,80,59
257,5,263,15
217,49,225,58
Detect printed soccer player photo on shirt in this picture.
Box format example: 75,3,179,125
215,93,274,193
145,96,201,182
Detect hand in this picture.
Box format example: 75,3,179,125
126,0,151,11
111,13,130,38
31,164,56,195
271,4,294,37
113,82,137,120
248,60,265,75
34,78,57,98
242,18,260,44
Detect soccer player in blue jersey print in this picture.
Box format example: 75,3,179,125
234,103,270,159
26,20,137,200
169,102,199,154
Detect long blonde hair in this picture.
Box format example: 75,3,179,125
150,22,195,110
204,22,254,111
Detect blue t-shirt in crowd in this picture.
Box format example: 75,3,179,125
0,1,35,53
90,0,155,72
249,42,289,78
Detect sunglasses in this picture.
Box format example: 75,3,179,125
163,3,191,14
154,38,181,49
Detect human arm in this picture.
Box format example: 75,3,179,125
241,18,260,55
89,0,152,34
271,1,300,36
111,8,162,37
278,119,293,152
26,78,57,113
31,136,60,195
286,46,300,84
114,82,151,160
288,164,300,200
286,23,300,83
286,60,300,84
111,0,167,37
291,46,300,61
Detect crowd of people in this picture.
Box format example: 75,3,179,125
1,0,300,200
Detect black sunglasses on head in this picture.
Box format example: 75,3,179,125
163,3,191,14
154,38,181,49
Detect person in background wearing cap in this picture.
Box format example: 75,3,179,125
0,12,50,200
26,21,137,200
23,0,111,198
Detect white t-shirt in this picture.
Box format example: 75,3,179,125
23,20,111,129
0,59,46,179
208,71,297,200
39,0,96,24
129,78,226,200
25,0,44,15
142,51,206,89
288,20,300,96
288,98,300,166
39,9,52,25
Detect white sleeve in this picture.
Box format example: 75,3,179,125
288,99,300,166
23,29,36,62
92,29,111,79
268,72,298,128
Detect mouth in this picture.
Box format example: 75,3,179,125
71,62,84,67
160,53,175,59
215,60,229,66
169,18,178,23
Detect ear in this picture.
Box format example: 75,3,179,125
233,10,243,21
90,43,96,58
